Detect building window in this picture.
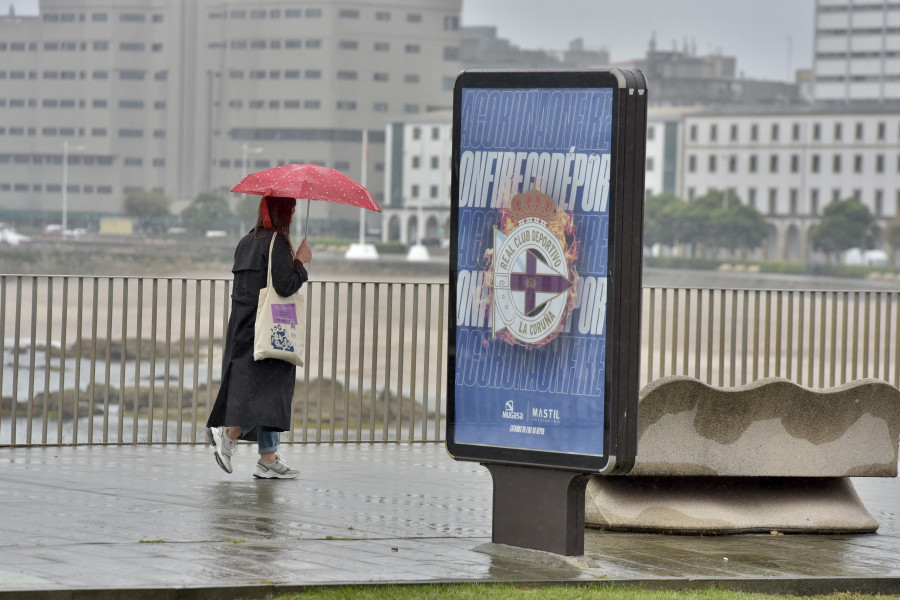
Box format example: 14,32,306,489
790,188,798,214
876,154,884,173
120,42,144,51
810,189,819,215
92,99,108,108
411,156,421,169
285,70,300,79
771,123,779,141
250,40,266,49
91,127,107,137
811,154,820,173
728,156,737,172
444,15,459,30
431,156,439,169
832,189,841,202
376,11,390,20
432,127,440,140
285,39,302,48
306,8,322,17
813,123,821,141
119,129,143,138
336,100,357,110
229,10,246,19
749,155,757,173
877,122,886,141
412,127,421,140
411,185,420,198
306,39,322,49
250,70,265,80
751,124,758,141
124,157,143,166
689,124,697,141
688,155,696,172
769,154,778,173
430,185,439,198
875,190,884,216
404,104,419,114
444,46,459,60
833,155,841,172
119,100,144,109
404,74,420,83
855,122,864,141
375,42,389,51
373,72,388,82
337,70,357,80
339,40,358,50
708,155,716,173
407,13,422,22
405,44,420,53
121,13,146,22
284,100,300,109
792,123,800,141
790,154,799,173
119,70,145,80
286,9,301,18
834,123,842,141
304,100,320,109
854,154,863,173
92,12,108,21
305,70,322,79
768,188,777,215
709,124,717,142
730,124,738,141
373,102,388,112
339,9,359,18
646,156,655,171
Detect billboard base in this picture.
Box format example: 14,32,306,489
485,463,590,556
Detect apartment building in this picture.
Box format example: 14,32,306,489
382,112,451,244
813,0,900,103
0,0,461,226
681,106,900,259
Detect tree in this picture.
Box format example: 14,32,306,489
123,190,170,233
181,192,233,234
643,192,681,248
713,202,772,256
809,198,876,262
235,195,262,229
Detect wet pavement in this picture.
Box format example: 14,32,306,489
0,443,898,598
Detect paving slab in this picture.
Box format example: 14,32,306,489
0,443,898,598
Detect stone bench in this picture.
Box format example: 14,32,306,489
585,376,900,534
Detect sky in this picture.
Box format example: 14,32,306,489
2,0,814,82
461,0,815,81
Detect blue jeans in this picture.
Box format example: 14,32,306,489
240,426,279,455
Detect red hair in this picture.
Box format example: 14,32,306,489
255,196,296,252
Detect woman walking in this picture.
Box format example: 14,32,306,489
206,196,312,479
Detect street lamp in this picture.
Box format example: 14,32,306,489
241,143,263,178
62,140,85,237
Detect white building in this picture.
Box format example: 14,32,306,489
813,0,900,103
681,106,900,259
0,0,462,227
382,112,452,245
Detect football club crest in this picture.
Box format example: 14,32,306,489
489,189,578,348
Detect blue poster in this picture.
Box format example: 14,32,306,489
455,87,613,456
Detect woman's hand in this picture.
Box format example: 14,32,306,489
295,239,312,263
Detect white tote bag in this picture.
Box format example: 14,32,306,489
253,233,306,366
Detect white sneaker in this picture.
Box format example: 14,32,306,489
207,426,238,474
253,455,299,479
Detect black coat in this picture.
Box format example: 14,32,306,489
206,228,308,439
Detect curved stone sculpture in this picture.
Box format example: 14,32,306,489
585,377,900,534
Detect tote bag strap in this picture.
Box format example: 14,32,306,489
266,232,277,290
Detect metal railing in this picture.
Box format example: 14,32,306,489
642,287,900,389
2,276,897,447
1,276,447,447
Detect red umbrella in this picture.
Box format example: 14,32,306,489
231,163,381,233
